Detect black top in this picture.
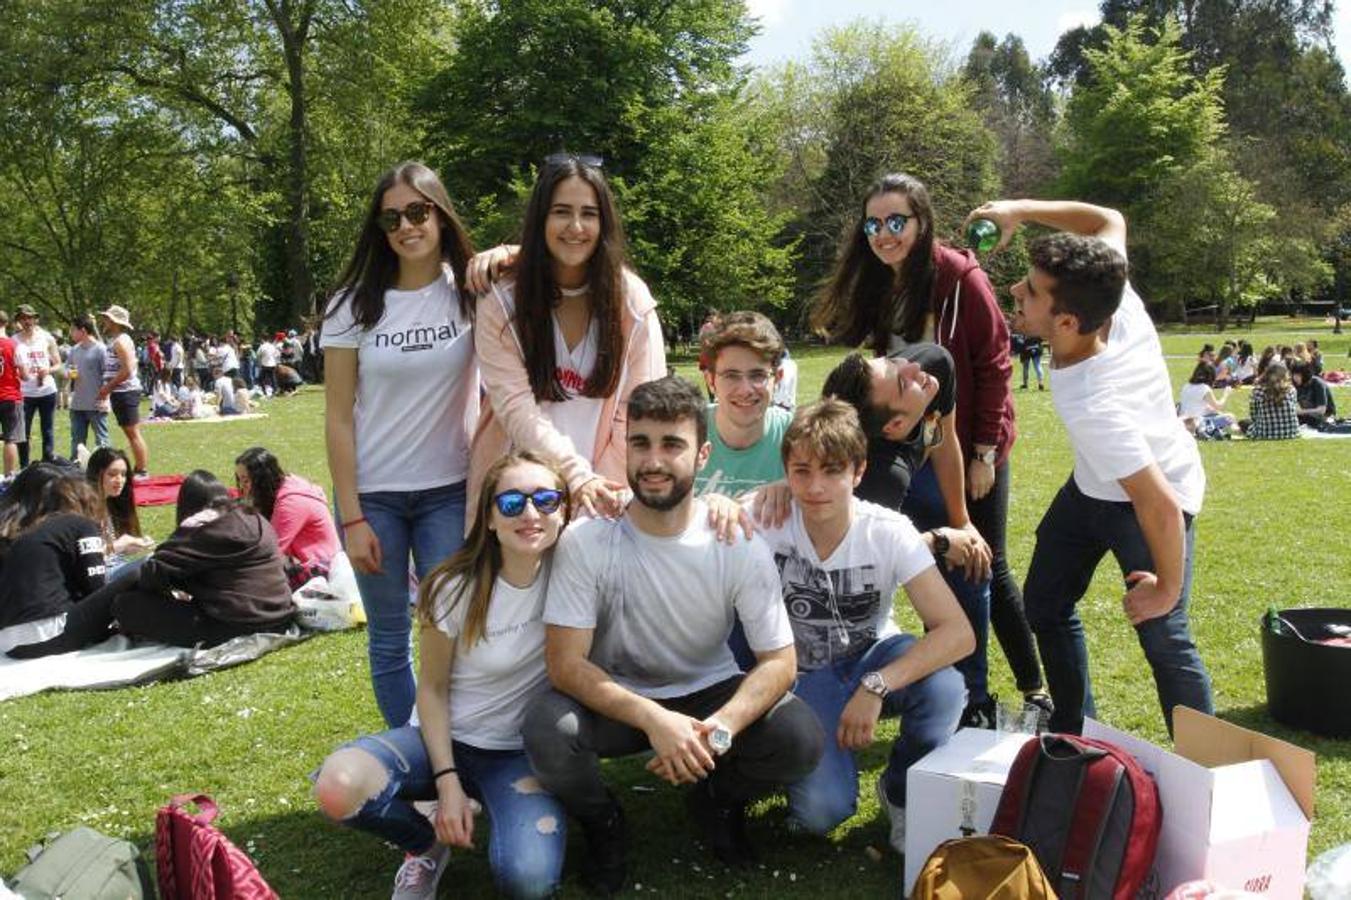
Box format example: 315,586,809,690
857,343,956,510
1296,377,1336,419
0,514,107,629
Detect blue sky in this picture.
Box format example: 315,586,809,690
742,0,1351,74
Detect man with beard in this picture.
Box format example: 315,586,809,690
522,375,825,895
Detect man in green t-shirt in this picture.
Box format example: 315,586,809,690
695,311,792,498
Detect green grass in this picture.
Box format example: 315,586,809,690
2,318,1349,897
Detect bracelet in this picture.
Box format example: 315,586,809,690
341,516,367,530
432,766,457,781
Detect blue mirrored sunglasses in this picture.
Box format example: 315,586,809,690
862,212,911,238
493,488,564,518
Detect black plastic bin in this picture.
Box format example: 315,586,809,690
1262,608,1351,738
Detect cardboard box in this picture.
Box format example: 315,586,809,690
903,727,1032,894
1084,706,1315,900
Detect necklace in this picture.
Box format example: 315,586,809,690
558,283,590,298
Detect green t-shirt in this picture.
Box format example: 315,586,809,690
695,404,792,498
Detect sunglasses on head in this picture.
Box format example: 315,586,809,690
376,200,436,233
862,212,911,239
544,152,604,170
493,488,564,518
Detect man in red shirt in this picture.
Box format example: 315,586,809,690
0,331,29,476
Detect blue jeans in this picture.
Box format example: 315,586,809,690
901,462,992,705
354,482,466,727
1022,477,1213,735
69,409,110,458
788,634,965,830
335,726,564,899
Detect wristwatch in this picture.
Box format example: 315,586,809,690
707,720,734,755
929,529,950,560
861,671,890,700
974,447,997,466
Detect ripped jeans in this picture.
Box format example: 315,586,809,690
330,726,565,899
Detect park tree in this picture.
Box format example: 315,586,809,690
963,32,1060,198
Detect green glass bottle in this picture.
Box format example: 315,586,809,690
966,218,999,254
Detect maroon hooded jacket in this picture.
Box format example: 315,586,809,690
928,244,1016,466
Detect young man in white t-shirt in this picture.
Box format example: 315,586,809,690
755,398,973,855
969,198,1212,736
522,375,824,895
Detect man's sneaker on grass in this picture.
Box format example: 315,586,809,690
958,694,998,730
580,796,628,896
875,774,905,855
686,780,756,867
392,843,449,900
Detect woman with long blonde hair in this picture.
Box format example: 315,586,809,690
315,451,570,900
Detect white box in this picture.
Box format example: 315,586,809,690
903,727,1032,894
1084,707,1315,900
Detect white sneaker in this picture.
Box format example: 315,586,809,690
875,774,905,855
392,843,450,900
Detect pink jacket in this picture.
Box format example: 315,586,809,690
270,474,341,566
468,269,667,516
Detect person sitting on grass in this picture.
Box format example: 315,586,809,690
1242,361,1301,440
1178,361,1237,439
212,366,240,416
752,398,972,856
86,447,154,565
314,451,571,900
232,377,254,414
274,363,303,395
0,464,107,655
521,375,824,893
8,470,296,657
150,366,180,418
1290,359,1337,429
234,446,340,576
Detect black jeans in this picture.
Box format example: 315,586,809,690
522,677,824,823
967,459,1045,693
20,393,57,466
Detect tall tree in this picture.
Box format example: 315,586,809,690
964,32,1059,198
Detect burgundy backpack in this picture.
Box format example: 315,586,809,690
155,794,278,900
991,733,1162,900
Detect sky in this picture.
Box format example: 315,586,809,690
742,0,1351,74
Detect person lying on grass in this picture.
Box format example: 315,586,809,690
314,451,570,900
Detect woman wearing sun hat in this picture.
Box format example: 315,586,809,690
96,305,149,477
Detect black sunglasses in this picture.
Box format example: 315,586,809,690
494,488,564,518
862,212,911,239
544,152,604,170
376,200,436,233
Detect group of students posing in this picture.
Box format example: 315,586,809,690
302,156,1213,899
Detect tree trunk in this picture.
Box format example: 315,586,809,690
270,0,316,326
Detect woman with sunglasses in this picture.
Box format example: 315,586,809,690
322,161,478,728
466,154,665,520
813,173,1046,728
314,451,569,900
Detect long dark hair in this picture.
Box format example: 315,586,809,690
415,451,570,649
235,446,285,519
86,447,142,538
326,161,476,330
0,465,102,561
813,172,937,356
177,469,232,525
510,158,628,401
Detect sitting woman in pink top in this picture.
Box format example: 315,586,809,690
466,154,666,519
234,446,340,570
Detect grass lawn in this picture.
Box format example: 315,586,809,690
2,318,1348,897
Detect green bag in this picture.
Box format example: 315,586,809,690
11,827,151,900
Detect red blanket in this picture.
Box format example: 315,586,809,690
133,475,240,507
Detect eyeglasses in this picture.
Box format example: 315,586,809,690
715,368,773,388
545,152,604,169
493,488,564,518
376,200,436,233
862,212,911,239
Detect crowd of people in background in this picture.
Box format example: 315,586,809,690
1183,338,1348,438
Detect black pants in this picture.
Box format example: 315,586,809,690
522,677,824,823
967,459,1045,693
19,393,57,466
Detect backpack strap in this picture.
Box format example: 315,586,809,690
1055,741,1126,900
170,793,220,825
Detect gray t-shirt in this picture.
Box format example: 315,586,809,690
68,341,109,411
545,501,794,699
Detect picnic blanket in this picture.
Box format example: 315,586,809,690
144,412,269,425
134,475,241,507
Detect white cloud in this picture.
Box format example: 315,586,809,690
1056,8,1099,34
747,0,791,27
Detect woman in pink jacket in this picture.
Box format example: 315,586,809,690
234,446,340,569
467,154,665,519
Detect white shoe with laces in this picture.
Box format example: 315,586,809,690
392,843,450,900
875,774,906,856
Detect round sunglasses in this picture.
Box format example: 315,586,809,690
493,488,564,518
862,212,911,239
376,200,436,233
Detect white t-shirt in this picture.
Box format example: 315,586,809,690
256,341,279,367
1178,382,1211,419
214,375,235,410
540,315,604,464
17,329,57,397
1050,237,1206,514
756,499,934,671
773,355,799,410
218,344,240,373
426,570,551,750
545,502,794,699
321,271,478,492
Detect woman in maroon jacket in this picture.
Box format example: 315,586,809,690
813,172,1049,725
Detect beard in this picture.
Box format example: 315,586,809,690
628,467,695,512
